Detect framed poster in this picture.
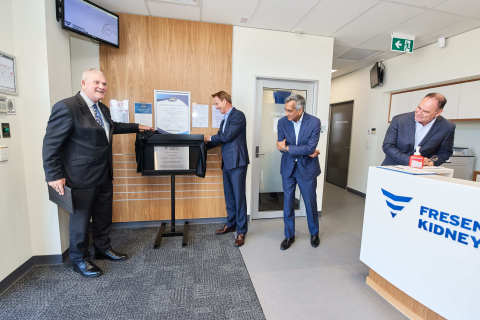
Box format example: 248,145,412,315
0,51,17,95
154,90,190,134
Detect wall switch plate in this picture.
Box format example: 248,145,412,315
1,123,11,138
0,146,8,162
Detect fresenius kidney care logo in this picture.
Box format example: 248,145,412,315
381,188,413,218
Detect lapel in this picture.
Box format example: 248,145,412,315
297,113,307,145
407,112,416,148
419,116,441,147
75,93,97,126
223,107,235,133
286,119,296,145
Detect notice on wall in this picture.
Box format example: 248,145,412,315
110,99,129,123
192,103,209,128
212,106,223,129
154,90,190,134
134,102,153,127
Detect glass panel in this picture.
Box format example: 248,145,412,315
258,88,307,212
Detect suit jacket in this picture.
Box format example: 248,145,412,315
42,92,139,188
382,111,455,166
277,113,321,179
207,107,249,170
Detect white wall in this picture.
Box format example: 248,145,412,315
69,36,100,95
232,26,334,213
0,0,74,281
331,27,480,193
0,0,32,282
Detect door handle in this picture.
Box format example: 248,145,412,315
255,146,265,158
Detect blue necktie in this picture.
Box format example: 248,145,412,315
92,104,105,128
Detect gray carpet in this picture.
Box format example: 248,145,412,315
0,224,265,320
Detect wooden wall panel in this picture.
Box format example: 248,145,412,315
99,14,232,222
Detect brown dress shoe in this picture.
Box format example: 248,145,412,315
215,224,235,235
234,234,245,247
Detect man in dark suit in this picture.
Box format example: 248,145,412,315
277,94,321,250
43,68,152,278
382,92,455,166
204,91,249,247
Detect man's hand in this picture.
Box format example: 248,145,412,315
139,125,154,131
204,135,211,142
423,158,434,166
277,139,287,152
309,149,320,158
48,178,66,196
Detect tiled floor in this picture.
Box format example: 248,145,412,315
240,183,406,320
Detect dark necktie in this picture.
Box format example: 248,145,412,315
92,103,105,128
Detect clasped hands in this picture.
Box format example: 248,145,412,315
276,139,319,158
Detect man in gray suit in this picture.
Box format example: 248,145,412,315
382,92,455,166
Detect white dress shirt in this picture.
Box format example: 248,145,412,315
414,118,436,150
80,91,110,141
291,113,304,145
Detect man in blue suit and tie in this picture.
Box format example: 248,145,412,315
382,92,455,166
276,94,321,250
205,91,249,247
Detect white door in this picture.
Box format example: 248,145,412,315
252,78,317,219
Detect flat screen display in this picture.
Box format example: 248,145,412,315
63,0,119,47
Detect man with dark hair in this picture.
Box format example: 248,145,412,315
382,92,455,166
204,91,249,247
276,94,321,250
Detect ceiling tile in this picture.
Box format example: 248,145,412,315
333,42,352,58
338,48,380,60
392,10,463,37
90,0,149,15
383,0,449,9
248,0,318,31
201,0,258,25
147,0,201,21
333,2,425,47
435,0,480,19
294,0,379,36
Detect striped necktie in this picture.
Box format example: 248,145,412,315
92,103,105,128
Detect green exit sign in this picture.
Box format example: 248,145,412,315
391,34,414,53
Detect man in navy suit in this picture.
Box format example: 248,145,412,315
205,91,249,247
276,94,321,250
382,92,455,166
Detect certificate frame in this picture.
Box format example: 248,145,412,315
154,90,191,134
0,50,18,95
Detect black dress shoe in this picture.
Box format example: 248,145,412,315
215,224,236,235
72,259,103,278
311,234,320,248
95,248,129,261
280,237,295,250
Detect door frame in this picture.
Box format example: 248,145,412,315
251,77,319,220
325,100,354,189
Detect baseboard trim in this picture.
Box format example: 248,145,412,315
111,217,226,229
0,250,68,295
346,187,366,198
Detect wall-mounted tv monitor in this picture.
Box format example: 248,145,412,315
370,62,384,88
60,0,119,47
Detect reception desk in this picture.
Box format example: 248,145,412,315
360,166,479,320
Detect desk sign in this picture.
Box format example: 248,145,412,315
360,167,478,319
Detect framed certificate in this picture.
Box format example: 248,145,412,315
0,51,17,95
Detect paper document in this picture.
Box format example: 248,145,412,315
154,90,190,134
110,99,129,123
212,107,223,128
134,102,153,127
192,103,209,128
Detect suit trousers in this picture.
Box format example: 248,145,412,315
69,171,113,262
282,163,319,239
222,166,248,235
